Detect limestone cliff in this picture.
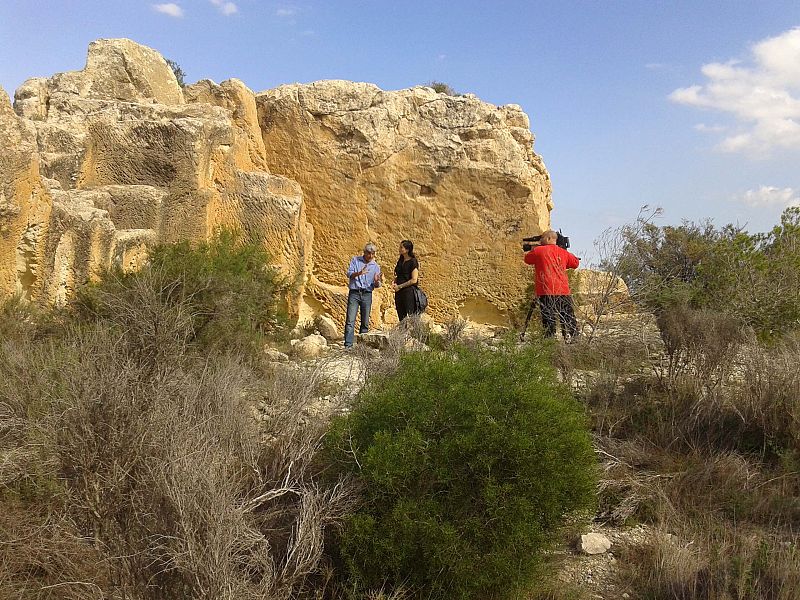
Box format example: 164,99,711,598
0,87,52,299
257,81,551,325
0,38,552,325
5,39,311,306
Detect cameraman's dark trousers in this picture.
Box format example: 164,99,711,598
538,295,578,339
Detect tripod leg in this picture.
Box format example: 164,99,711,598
519,296,538,341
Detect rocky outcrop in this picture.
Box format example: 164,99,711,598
3,39,312,306
16,38,184,111
257,81,551,325
571,270,632,319
2,38,553,325
0,87,52,299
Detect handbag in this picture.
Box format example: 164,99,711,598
413,286,428,313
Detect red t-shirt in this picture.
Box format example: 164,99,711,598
524,244,580,296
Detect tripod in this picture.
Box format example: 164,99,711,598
519,295,539,342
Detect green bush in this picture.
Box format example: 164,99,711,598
76,229,287,355
326,344,596,599
702,206,800,338
612,207,800,338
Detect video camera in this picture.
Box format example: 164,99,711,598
522,230,570,252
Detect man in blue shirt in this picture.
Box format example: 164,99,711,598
344,243,383,347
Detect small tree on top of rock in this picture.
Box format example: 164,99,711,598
428,80,458,95
165,58,186,87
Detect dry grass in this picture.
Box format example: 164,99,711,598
0,273,356,599
558,304,800,597
619,520,800,600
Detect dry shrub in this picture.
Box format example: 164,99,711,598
555,326,650,380
595,437,664,524
735,332,800,460
0,294,39,341
620,520,800,600
349,326,407,381
656,321,800,461
664,453,800,526
577,306,798,460
656,306,749,395
401,313,430,345
595,424,800,528
0,274,354,599
443,317,468,345
347,318,433,383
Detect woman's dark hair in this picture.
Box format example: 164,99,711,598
400,239,415,258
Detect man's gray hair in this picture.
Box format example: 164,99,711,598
364,243,377,253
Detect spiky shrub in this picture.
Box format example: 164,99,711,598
325,344,596,599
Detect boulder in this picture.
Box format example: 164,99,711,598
263,347,290,362
23,38,185,106
316,314,340,340
257,81,552,326
356,331,391,350
290,334,328,359
579,533,612,555
571,269,632,318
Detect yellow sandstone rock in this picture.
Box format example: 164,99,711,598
0,86,52,300
256,80,552,325
2,39,555,327
3,39,312,309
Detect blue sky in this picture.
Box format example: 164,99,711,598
3,1,800,261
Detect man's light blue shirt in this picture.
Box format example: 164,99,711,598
347,255,382,291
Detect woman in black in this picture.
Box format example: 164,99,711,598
392,239,420,321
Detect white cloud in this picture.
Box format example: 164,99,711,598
276,7,297,17
670,27,800,154
694,123,727,133
153,3,184,17
210,0,237,15
736,185,800,207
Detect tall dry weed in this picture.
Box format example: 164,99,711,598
620,519,800,600
0,275,355,599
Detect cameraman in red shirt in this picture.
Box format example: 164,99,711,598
523,230,581,341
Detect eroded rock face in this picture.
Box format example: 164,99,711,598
256,81,552,324
0,86,51,299
2,39,554,325
15,38,184,112
3,39,312,306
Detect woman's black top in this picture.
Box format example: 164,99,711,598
394,257,419,286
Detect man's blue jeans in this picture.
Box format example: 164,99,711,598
344,289,373,347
